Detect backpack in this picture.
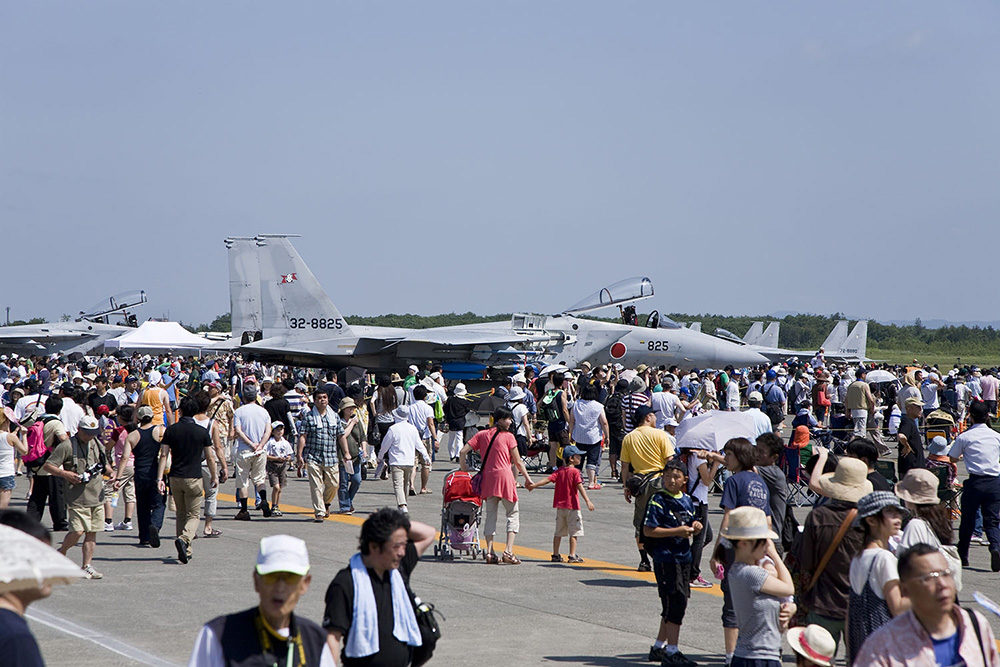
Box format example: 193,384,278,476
539,389,563,422
23,416,58,469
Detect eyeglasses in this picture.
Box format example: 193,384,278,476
259,571,304,586
907,568,954,586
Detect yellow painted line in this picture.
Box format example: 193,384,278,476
217,493,723,598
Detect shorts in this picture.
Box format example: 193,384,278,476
720,545,738,628
118,466,136,504
547,420,569,444
266,462,287,488
554,507,584,537
609,433,623,458
576,442,602,470
68,505,105,533
654,560,691,624
0,475,14,491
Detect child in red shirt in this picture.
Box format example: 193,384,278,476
528,445,595,563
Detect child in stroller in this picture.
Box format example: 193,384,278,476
434,469,484,560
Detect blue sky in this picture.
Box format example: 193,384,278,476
3,2,998,325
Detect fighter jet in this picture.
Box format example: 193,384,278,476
231,236,768,372
0,291,147,357
733,320,864,364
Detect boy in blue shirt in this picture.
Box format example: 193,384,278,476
643,459,703,667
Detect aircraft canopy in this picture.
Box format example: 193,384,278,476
562,277,654,315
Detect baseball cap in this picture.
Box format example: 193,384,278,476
270,420,285,429
78,416,100,434
256,535,310,576
562,445,584,458
205,380,221,389
137,405,155,421
633,405,656,424
243,385,258,400
748,391,764,403
407,365,418,374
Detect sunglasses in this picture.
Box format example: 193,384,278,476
260,571,304,586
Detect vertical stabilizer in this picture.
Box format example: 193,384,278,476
225,237,262,342
742,322,764,345
837,321,868,360
820,320,850,352
255,235,354,339
757,322,779,349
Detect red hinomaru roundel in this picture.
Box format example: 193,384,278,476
610,342,627,359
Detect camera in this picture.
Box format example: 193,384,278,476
77,462,103,484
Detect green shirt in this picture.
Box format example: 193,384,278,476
48,436,105,507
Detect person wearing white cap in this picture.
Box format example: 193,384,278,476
377,407,430,513
45,415,117,579
403,365,419,393
188,534,335,666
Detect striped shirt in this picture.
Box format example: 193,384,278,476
622,392,651,433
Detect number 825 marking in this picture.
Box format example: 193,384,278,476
647,340,669,351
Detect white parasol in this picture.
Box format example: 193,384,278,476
0,524,87,593
864,370,897,384
538,364,569,377
674,410,758,452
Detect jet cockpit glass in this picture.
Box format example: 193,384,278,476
644,310,682,329
562,277,654,316
79,290,148,324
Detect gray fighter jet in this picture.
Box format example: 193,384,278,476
0,291,147,357
229,235,769,373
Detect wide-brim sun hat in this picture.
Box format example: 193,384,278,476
338,397,356,412
786,625,835,667
453,383,468,397
506,387,526,403
720,506,779,541
628,377,647,393
813,457,874,503
895,468,940,505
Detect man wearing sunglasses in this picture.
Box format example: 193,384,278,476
852,543,999,666
188,534,336,666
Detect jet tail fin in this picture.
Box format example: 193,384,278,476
837,321,868,360
757,322,779,349
742,322,764,345
255,235,354,339
820,320,849,352
225,237,262,344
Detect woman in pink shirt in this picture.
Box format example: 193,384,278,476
460,407,535,565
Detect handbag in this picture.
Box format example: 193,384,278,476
410,594,444,667
470,429,501,497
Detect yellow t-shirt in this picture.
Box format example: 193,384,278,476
620,425,675,474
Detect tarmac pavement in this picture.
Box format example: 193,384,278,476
7,458,1000,667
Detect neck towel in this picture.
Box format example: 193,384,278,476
344,552,422,657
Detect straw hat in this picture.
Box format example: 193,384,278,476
786,625,836,667
720,507,779,541
338,397,357,412
895,468,940,505
813,458,873,503
389,373,403,384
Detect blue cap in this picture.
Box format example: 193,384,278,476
562,445,584,458
766,369,777,379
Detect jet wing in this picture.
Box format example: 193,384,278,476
387,330,532,348
0,330,96,344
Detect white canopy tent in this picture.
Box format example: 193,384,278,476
104,321,214,355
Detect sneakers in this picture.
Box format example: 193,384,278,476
271,508,283,517
637,561,652,572
972,533,989,545
551,554,564,562
115,520,133,531
234,509,252,521
662,651,698,667
690,575,713,588
175,538,189,564
648,646,667,662
149,526,161,549
567,554,584,564
103,522,115,532
82,564,103,580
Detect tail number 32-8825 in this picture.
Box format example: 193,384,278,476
289,317,344,330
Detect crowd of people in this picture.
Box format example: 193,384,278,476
0,348,999,666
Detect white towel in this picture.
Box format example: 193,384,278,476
344,552,422,658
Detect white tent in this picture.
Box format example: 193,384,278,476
104,321,213,354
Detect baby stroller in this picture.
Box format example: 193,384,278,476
434,470,483,561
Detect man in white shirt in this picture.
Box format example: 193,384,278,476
725,372,741,412
408,385,437,495
948,400,1000,571
650,389,681,428
232,386,272,520
57,383,86,436
378,406,430,513
745,392,774,438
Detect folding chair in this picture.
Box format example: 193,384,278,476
874,460,897,484
782,447,816,508
927,462,961,522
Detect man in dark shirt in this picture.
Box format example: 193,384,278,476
324,508,435,666
86,375,118,417
321,372,346,409
156,396,216,564
897,396,927,478
845,438,893,491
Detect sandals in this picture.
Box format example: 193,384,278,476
567,554,584,564
587,483,602,490
551,553,564,562
202,529,223,538
501,551,522,565
485,552,500,565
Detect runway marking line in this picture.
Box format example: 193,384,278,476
217,493,723,598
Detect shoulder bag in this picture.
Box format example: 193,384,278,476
803,508,858,593
469,429,501,497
